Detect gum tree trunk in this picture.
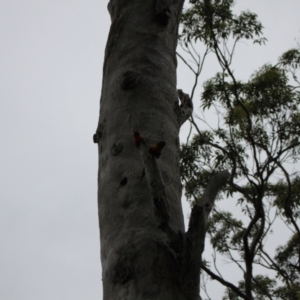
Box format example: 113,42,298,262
94,1,229,299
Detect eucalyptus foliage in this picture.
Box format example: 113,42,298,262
179,0,300,299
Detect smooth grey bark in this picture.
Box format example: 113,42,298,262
94,1,229,299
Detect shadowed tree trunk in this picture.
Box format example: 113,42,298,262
94,1,229,299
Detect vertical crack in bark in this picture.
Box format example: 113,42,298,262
135,131,169,224
134,130,184,253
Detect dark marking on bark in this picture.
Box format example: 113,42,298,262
120,177,128,186
205,203,211,209
154,0,172,27
121,70,141,90
110,142,124,156
112,257,134,284
154,8,172,27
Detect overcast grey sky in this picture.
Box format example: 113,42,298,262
1,1,299,299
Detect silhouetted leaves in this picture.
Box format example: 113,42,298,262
179,1,300,299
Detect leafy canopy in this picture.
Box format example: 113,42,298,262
179,0,300,299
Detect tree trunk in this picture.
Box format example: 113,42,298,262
96,1,186,299
94,1,229,299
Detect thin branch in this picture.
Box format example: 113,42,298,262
186,121,193,144
212,249,223,279
186,42,200,65
229,38,240,65
201,265,251,300
259,245,292,286
189,41,201,62
176,51,197,74
190,48,209,101
275,159,300,266
200,271,213,300
251,277,273,300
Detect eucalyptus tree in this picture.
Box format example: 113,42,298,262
94,1,229,300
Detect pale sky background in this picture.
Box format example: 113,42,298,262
0,1,300,299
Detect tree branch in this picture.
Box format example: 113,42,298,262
194,170,231,219
176,51,197,75
275,159,300,266
201,265,251,300
258,245,291,286
181,171,230,295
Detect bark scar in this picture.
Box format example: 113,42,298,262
121,70,141,90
